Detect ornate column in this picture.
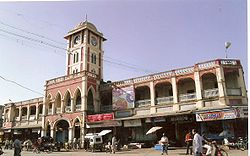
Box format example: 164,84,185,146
50,128,55,139
171,76,179,111
238,67,247,104
216,67,226,105
52,101,55,115
194,69,204,108
171,77,178,104
150,81,156,114
81,111,86,148
81,76,87,111
61,99,64,114
68,127,73,143
27,105,30,121
18,107,22,121
70,98,74,113
35,105,39,120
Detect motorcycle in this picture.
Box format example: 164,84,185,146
203,141,228,156
235,137,247,151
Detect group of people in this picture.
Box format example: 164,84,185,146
3,138,22,156
159,129,213,156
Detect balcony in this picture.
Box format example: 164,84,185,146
100,105,113,113
65,106,71,112
179,93,196,102
227,88,242,96
156,96,173,105
135,99,151,107
204,88,219,98
76,105,81,111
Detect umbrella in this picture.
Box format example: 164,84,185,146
146,126,162,135
98,130,112,136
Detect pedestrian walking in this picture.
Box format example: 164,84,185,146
4,139,9,150
13,138,22,156
185,130,193,155
9,140,13,149
111,136,117,154
159,133,168,155
192,129,203,156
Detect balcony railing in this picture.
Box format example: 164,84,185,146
179,93,196,102
156,96,173,105
76,105,81,111
48,109,52,115
29,115,36,120
65,106,71,112
204,88,219,98
135,99,151,107
15,117,20,121
100,105,113,112
56,108,61,114
227,88,242,96
21,115,27,120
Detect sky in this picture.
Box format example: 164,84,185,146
0,0,247,105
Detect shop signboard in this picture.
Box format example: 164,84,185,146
124,119,142,127
115,110,133,118
170,115,194,122
196,109,239,122
87,113,114,122
153,117,166,123
112,86,135,110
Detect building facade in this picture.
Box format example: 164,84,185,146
2,98,43,141
2,21,248,147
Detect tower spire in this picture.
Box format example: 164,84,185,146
85,14,88,22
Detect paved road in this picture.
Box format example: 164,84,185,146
1,148,248,156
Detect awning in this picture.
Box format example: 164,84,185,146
115,110,193,121
86,120,122,128
98,130,112,136
12,124,42,129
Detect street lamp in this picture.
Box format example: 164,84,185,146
225,42,231,58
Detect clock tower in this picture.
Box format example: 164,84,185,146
64,21,106,80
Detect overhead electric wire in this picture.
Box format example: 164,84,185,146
1,9,156,73
0,20,65,45
0,75,43,96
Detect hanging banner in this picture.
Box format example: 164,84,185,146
87,113,114,122
196,109,239,122
112,86,135,110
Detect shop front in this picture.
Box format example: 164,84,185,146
85,113,122,143
195,107,247,142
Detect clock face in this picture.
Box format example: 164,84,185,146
91,36,97,46
73,35,80,45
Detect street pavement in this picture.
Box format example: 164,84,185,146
1,148,248,156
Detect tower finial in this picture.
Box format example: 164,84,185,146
85,14,88,22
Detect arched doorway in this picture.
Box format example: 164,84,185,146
55,120,69,143
74,119,80,139
46,122,51,137
87,90,94,114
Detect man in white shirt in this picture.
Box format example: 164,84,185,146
192,129,203,156
159,133,169,155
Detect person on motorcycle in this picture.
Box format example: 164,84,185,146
201,132,212,156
